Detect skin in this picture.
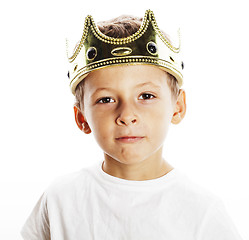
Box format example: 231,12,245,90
74,65,186,181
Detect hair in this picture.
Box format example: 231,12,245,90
75,15,180,110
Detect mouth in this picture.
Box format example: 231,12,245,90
115,136,145,143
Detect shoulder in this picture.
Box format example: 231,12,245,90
170,169,222,214
171,170,242,239
21,164,100,239
44,163,99,202
174,169,220,201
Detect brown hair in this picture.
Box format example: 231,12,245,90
75,15,180,109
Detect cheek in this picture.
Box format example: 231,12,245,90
87,110,113,137
147,105,173,136
145,102,173,123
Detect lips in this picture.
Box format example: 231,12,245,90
115,136,145,143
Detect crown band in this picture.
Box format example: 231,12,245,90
67,9,184,95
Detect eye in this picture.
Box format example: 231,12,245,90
97,97,115,104
138,93,156,100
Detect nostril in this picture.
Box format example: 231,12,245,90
116,117,137,126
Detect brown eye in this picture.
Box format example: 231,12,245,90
138,93,155,100
97,97,114,104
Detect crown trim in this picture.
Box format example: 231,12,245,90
70,56,183,94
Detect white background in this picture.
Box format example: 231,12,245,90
0,0,248,239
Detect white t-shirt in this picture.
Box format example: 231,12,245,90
21,161,242,240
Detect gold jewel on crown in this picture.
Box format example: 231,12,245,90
67,9,184,95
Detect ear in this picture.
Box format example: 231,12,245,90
73,105,92,134
171,89,186,124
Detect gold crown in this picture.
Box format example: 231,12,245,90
67,9,184,95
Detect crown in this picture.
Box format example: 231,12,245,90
67,9,184,95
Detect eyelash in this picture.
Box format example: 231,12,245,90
138,93,156,100
97,97,114,104
96,93,156,104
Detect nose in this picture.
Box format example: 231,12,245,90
116,102,138,126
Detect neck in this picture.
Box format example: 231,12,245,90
102,149,174,181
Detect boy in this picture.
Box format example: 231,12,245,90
21,10,242,239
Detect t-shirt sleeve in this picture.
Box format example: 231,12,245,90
196,199,242,240
21,193,51,240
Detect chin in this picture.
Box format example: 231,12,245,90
118,153,153,165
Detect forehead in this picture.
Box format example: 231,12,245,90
83,65,169,91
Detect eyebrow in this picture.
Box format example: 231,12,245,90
91,88,114,97
135,82,161,90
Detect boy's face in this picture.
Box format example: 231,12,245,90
76,65,185,166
